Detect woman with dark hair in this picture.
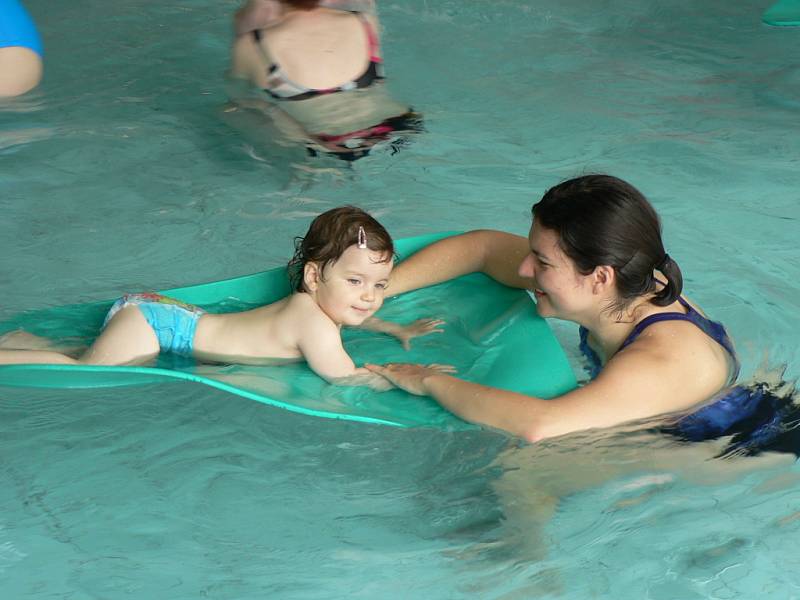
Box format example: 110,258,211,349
369,175,795,454
228,0,421,161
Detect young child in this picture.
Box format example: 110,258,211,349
0,207,446,388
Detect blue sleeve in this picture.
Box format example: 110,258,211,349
0,0,44,56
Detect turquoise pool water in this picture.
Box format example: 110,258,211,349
2,0,800,597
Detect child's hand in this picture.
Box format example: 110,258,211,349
395,318,445,351
355,317,444,350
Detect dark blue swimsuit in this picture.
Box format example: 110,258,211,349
579,297,796,457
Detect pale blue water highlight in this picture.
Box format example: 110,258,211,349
2,1,800,598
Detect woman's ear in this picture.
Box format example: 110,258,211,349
303,262,320,292
591,265,616,295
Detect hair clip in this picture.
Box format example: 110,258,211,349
357,226,367,249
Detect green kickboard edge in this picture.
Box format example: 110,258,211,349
763,0,800,25
0,232,577,430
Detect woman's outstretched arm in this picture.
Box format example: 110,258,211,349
367,329,728,442
389,230,532,296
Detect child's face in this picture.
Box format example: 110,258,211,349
315,245,394,326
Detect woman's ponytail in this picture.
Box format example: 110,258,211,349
652,254,683,307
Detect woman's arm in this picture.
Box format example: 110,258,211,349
229,34,266,85
389,230,533,296
367,331,727,441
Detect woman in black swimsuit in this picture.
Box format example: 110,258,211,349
229,0,421,161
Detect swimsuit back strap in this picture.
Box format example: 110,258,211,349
252,29,269,61
675,295,692,310
619,312,695,351
253,30,315,98
672,295,738,362
353,11,382,62
254,11,379,99
625,283,736,358
619,306,740,381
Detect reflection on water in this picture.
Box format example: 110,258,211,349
0,127,54,152
224,81,422,163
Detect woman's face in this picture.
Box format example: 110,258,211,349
517,220,595,321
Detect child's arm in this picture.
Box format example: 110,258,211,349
296,310,394,391
355,317,444,351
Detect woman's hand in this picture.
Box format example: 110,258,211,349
365,362,456,396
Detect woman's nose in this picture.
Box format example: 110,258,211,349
518,254,534,278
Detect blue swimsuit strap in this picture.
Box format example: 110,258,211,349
618,302,694,351
577,295,778,447
620,297,736,356
579,295,740,380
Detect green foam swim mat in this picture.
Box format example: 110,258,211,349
0,232,577,430
763,0,800,26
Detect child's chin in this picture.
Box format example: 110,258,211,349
348,312,373,325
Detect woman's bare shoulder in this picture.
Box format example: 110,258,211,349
627,316,726,361
608,319,732,400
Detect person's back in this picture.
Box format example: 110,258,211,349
232,0,382,97
259,8,380,93
229,0,421,161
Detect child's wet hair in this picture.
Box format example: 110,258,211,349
288,206,394,292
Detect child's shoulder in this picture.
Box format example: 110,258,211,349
286,291,315,309
286,293,333,323
284,293,340,341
